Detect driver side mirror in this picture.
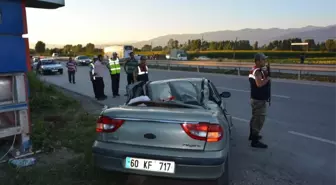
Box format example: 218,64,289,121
220,91,231,98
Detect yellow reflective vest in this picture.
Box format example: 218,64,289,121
109,58,121,75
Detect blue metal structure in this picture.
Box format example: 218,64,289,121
0,0,64,157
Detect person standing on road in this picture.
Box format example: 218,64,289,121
94,54,107,100
123,51,139,96
30,56,34,70
66,57,77,84
35,57,42,74
248,53,270,149
133,56,149,83
300,53,305,64
108,52,121,98
90,56,99,99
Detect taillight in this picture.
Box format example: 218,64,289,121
181,122,223,142
96,116,124,133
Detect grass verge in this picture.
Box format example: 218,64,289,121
147,65,336,83
0,72,126,185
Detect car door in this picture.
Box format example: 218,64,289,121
208,81,233,131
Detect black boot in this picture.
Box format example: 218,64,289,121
249,134,262,140
251,135,268,148
248,127,262,140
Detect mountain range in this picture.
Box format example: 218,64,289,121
31,25,336,49
131,25,336,48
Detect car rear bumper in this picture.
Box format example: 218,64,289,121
42,69,62,73
78,61,90,65
92,141,228,180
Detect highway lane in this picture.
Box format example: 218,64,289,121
39,64,336,185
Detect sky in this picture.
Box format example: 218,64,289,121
26,0,336,46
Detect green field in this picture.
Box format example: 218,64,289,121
229,58,336,64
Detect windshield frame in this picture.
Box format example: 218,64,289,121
77,56,89,60
146,79,205,107
127,100,200,109
41,60,57,65
124,45,134,51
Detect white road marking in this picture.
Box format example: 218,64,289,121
233,117,336,146
233,116,290,125
288,131,336,146
232,116,249,123
217,87,290,99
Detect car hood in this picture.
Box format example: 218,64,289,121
42,64,62,68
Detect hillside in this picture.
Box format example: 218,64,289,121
132,25,336,48
30,25,336,49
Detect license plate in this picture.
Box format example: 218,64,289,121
52,70,58,72
125,157,175,174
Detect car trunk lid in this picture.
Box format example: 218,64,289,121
97,106,215,151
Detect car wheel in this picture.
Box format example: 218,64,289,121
59,70,63,75
215,156,229,185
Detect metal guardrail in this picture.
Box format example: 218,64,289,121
145,60,335,80
145,60,335,72
54,57,335,80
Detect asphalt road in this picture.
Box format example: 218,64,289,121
151,64,336,76
39,63,336,185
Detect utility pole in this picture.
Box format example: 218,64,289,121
233,37,238,60
200,34,204,51
150,41,153,52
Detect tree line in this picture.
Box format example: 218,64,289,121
140,38,336,52
31,38,336,56
32,41,103,56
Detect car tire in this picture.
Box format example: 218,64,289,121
59,70,63,75
215,156,229,185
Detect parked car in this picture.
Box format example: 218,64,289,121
34,59,63,75
75,55,92,66
196,56,211,60
92,78,233,184
52,53,59,57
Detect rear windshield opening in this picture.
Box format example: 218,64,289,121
147,81,202,105
128,101,197,109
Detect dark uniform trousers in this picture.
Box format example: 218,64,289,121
95,77,105,98
137,74,149,82
110,74,120,96
68,70,76,83
249,99,267,137
127,73,134,85
90,77,98,98
125,73,134,95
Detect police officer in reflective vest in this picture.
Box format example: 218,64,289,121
134,56,149,82
248,53,270,149
90,56,98,99
108,52,121,98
